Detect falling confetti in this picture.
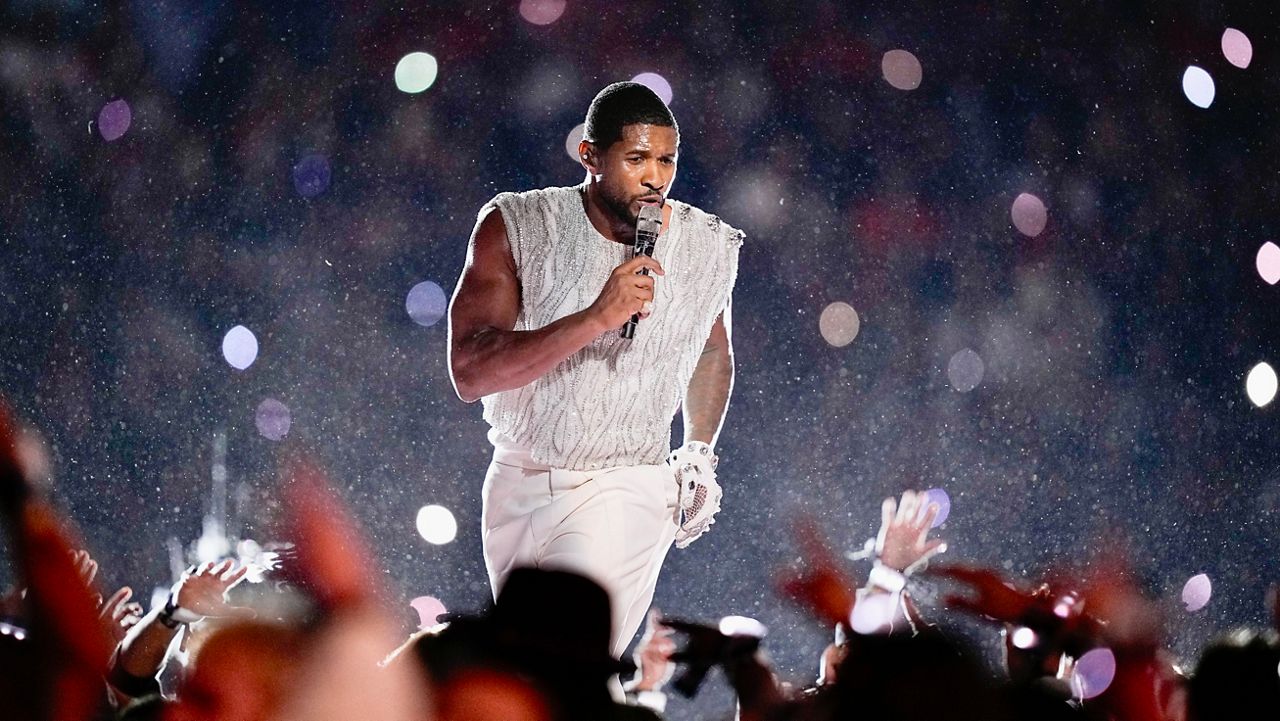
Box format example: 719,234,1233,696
519,0,567,25
1011,193,1047,237
395,52,439,94
947,349,985,392
1221,28,1252,69
1181,66,1215,109
416,504,458,545
631,72,673,105
1246,362,1277,408
921,487,951,527
819,302,860,347
292,154,331,198
410,596,448,629
406,281,448,327
1256,242,1280,285
255,399,291,441
1072,647,1116,700
97,99,132,141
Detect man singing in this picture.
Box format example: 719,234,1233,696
448,81,742,655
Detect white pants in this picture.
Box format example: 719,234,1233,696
481,431,680,657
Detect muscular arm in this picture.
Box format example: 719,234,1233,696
682,306,734,446
448,209,661,403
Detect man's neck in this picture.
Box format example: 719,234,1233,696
581,183,634,245
581,182,672,245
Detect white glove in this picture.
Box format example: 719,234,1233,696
668,441,722,548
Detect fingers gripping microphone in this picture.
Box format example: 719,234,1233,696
621,204,663,339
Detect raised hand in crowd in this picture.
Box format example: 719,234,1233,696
624,608,677,711
777,516,859,628
875,489,946,573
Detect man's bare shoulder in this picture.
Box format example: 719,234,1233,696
484,184,583,216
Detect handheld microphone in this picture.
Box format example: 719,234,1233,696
621,204,663,339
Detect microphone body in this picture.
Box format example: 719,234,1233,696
621,204,663,339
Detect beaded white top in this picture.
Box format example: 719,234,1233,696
477,184,743,470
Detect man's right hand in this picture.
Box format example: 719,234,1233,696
588,256,665,330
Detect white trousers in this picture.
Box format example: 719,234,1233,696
481,431,680,657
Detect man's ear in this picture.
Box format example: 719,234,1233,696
577,140,600,174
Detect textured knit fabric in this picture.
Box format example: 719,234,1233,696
478,184,742,471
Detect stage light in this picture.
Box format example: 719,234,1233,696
98,99,132,141
395,52,439,94
292,153,331,198
947,348,984,392
1072,647,1116,700
881,50,922,91
1222,28,1252,69
819,302,860,347
719,615,768,638
1246,362,1277,407
1011,626,1038,649
222,325,259,370
1256,242,1280,285
921,487,950,527
405,281,447,327
631,72,673,105
416,504,458,545
410,596,448,629
255,399,291,441
564,123,585,162
519,0,566,25
1181,66,1214,109
1181,573,1211,612
1011,192,1047,237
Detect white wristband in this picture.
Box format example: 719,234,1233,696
868,563,906,594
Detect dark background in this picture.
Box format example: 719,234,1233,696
2,1,1278,717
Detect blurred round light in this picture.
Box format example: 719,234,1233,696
1011,626,1039,649
849,592,896,635
292,153,331,198
519,0,566,25
1182,66,1215,109
881,50,922,91
410,596,448,629
719,615,768,638
921,487,950,527
406,281,448,327
631,72,673,105
395,52,439,94
222,325,259,370
1011,192,1047,237
564,123,585,162
1246,362,1277,408
98,99,132,142
819,302,860,347
1222,28,1252,69
255,399,291,441
1072,647,1116,700
1256,242,1280,285
416,504,458,545
947,348,985,392
1181,573,1212,612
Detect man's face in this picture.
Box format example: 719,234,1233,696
582,123,678,224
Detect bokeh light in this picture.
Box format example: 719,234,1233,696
1011,192,1047,237
719,615,768,638
1181,573,1212,612
564,123,585,162
97,99,132,142
631,72,673,105
1011,626,1038,649
1221,28,1252,69
922,487,951,527
819,302,860,347
1246,362,1277,408
292,153,331,198
255,399,291,441
1181,66,1215,109
1072,647,1116,700
406,281,448,327
881,50,922,91
416,504,458,545
519,0,566,25
221,325,258,370
1256,242,1280,285
395,52,439,94
947,348,985,392
410,596,448,629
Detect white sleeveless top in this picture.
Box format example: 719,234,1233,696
478,184,743,471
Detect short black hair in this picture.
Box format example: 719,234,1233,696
582,81,678,150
